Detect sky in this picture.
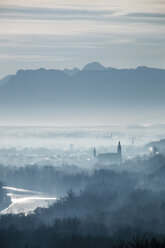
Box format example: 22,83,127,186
0,0,165,78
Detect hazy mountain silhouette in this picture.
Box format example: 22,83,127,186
63,68,80,77
83,62,106,71
0,74,14,86
0,63,165,124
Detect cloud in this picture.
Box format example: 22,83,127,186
0,4,165,37
0,0,165,77
0,6,165,38
1,0,165,13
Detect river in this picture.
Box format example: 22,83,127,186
1,186,57,215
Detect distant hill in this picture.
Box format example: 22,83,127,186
0,62,165,124
148,139,165,152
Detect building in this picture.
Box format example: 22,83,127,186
94,142,122,165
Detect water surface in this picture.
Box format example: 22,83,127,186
1,186,57,215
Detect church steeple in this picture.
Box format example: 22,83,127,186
117,141,122,157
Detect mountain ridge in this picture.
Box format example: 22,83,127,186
1,62,165,82
0,62,165,125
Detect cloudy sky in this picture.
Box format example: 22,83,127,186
0,0,165,78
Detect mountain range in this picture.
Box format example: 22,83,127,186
0,62,165,125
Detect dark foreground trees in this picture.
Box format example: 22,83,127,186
1,155,165,247
0,181,11,211
0,227,165,248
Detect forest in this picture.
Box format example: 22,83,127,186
0,154,165,247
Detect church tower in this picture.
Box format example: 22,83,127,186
117,141,122,158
